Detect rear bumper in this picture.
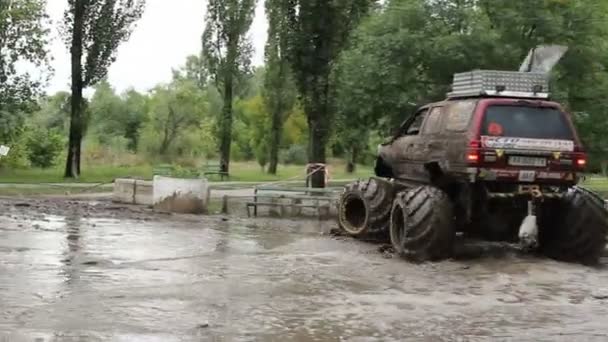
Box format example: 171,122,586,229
466,167,580,185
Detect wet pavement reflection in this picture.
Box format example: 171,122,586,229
0,202,607,341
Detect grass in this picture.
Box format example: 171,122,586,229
0,186,93,197
2,160,604,198
581,176,608,195
0,160,373,185
0,165,153,184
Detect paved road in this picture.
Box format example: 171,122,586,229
1,198,607,341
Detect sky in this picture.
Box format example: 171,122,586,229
45,0,268,95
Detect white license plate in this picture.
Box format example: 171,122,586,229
519,170,536,182
509,156,547,167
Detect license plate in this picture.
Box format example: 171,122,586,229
509,156,546,167
519,170,536,182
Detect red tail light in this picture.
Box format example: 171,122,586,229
576,156,587,168
466,139,481,164
467,152,480,163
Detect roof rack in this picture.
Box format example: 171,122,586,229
447,70,550,100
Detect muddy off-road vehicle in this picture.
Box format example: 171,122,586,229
338,69,608,264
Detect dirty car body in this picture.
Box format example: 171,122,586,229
340,69,607,264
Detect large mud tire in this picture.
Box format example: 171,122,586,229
538,187,608,265
390,186,455,261
338,178,395,237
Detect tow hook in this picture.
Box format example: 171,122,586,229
518,190,543,250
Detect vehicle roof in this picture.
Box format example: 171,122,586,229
418,97,564,110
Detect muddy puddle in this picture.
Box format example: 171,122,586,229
1,198,607,341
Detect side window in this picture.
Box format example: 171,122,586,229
400,108,428,136
422,107,444,134
446,100,477,131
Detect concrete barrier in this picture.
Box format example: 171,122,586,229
113,179,153,205
113,179,136,204
134,180,153,206
153,176,210,214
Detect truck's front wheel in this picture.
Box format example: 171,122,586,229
338,178,394,238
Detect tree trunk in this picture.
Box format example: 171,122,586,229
307,90,330,188
219,73,234,174
65,0,85,179
346,146,358,174
268,106,282,175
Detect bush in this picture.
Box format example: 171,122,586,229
26,128,64,168
280,144,307,165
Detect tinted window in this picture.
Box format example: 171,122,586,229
402,109,428,135
422,107,443,134
446,100,476,131
481,105,573,140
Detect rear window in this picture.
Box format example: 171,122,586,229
481,105,574,140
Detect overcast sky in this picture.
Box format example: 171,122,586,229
45,0,268,95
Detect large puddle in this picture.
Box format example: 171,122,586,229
1,206,607,341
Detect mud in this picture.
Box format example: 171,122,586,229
154,192,207,214
1,198,608,341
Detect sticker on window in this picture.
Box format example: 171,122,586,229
488,122,503,136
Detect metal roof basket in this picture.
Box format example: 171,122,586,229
447,70,550,99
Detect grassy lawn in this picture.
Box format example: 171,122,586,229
0,160,373,184
0,165,153,184
581,176,608,194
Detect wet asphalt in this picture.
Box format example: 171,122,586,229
0,199,607,341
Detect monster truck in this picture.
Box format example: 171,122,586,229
338,70,608,264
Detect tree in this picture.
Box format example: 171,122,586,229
174,54,208,90
0,0,50,144
88,81,148,151
32,91,71,133
147,79,206,156
333,0,608,171
202,0,256,175
283,0,376,187
263,0,296,175
62,0,145,178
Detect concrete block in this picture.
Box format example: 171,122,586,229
153,176,210,214
113,179,136,204
134,180,153,206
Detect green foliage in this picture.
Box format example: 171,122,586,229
201,0,256,90
0,0,50,143
63,0,146,88
334,0,608,166
235,95,269,167
88,81,148,151
264,0,297,174
62,0,146,178
282,104,308,146
25,128,65,168
32,92,71,133
142,77,208,158
202,0,257,172
280,145,307,165
281,0,376,186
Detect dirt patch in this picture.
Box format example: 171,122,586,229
154,192,206,214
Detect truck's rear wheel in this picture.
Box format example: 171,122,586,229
338,178,394,237
390,186,455,261
538,187,608,265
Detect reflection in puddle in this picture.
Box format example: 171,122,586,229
30,215,66,232
1,212,607,341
